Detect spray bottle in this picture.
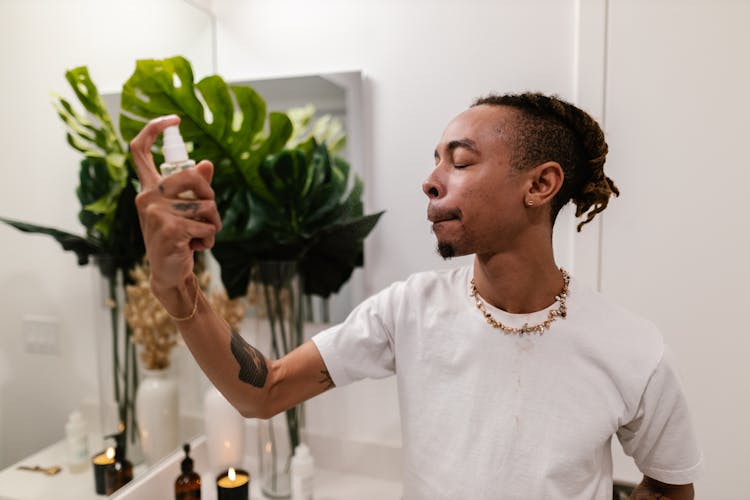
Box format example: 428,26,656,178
160,125,195,176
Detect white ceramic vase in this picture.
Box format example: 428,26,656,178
135,368,179,465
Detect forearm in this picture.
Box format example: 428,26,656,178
629,476,694,500
158,277,333,419
163,281,273,417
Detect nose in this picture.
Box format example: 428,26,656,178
422,168,442,199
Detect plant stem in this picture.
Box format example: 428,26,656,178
107,276,122,423
285,405,300,455
262,284,281,360
294,275,304,350
126,324,138,445
273,284,289,355
305,295,313,322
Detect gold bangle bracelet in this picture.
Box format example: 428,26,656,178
166,274,199,322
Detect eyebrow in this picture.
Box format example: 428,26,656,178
434,138,479,160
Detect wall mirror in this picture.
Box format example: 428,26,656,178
0,3,367,497
91,69,367,497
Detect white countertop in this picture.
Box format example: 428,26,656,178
0,436,402,500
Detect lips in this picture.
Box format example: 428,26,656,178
428,207,461,224
431,217,457,224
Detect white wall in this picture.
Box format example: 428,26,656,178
600,1,750,497
0,0,213,468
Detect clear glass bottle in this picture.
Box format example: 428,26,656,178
64,410,89,473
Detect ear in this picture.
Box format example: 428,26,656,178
524,161,564,208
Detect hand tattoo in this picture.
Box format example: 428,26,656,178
230,329,268,388
173,201,200,214
318,369,335,390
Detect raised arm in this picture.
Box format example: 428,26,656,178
131,115,334,419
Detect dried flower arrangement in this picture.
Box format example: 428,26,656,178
125,259,246,370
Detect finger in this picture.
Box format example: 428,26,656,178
130,115,180,189
180,219,217,250
157,168,215,200
168,199,222,230
190,233,215,252
195,160,214,184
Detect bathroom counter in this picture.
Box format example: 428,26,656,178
0,438,138,500
0,436,403,500
114,435,403,500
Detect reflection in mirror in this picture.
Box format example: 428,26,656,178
234,72,368,322
94,70,365,495
0,40,365,498
0,0,214,498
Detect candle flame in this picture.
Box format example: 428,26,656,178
228,467,236,481
106,447,115,460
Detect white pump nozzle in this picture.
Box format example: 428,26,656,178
162,125,189,163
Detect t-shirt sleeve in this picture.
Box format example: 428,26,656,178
616,347,704,485
311,284,398,387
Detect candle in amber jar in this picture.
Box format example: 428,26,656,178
217,467,249,500
92,447,115,495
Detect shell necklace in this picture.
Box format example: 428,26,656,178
469,268,570,335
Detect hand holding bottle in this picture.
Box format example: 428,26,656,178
130,115,222,314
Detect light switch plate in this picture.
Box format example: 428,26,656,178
23,315,61,356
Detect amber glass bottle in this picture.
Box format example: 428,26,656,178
175,443,201,499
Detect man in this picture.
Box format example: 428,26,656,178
132,92,702,499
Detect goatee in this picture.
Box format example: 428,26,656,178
437,242,455,259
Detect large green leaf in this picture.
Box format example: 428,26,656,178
299,212,384,297
110,56,383,300
0,217,102,266
119,56,293,204
53,67,129,239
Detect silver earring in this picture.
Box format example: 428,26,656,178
526,200,534,206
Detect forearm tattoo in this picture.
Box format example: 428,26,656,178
318,369,335,390
230,329,268,388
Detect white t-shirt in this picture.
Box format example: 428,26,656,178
312,265,703,500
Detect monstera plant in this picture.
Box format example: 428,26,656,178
117,59,382,491
3,55,380,488
118,56,381,302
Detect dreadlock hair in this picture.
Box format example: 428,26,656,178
471,92,619,231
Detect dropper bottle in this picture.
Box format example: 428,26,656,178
175,443,201,499
161,125,195,176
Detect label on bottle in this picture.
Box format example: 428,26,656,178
160,159,196,177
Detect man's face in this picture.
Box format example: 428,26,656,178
424,105,529,259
